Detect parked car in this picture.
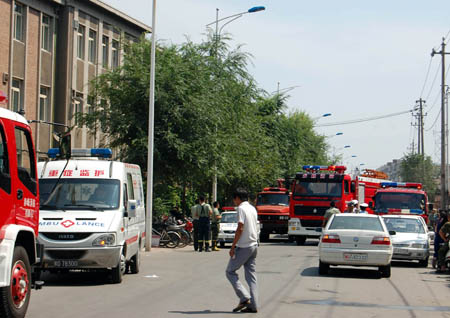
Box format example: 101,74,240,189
382,215,432,267
218,210,261,247
318,214,393,277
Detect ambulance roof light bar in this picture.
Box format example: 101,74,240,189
380,182,422,189
47,148,112,159
302,165,347,173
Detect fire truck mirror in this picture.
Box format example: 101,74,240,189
59,133,71,159
428,203,434,211
369,201,373,209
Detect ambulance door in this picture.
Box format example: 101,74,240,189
124,172,138,257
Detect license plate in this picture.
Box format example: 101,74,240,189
54,260,78,267
343,253,368,261
394,248,409,255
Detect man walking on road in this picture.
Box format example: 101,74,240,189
191,199,200,251
226,188,259,313
197,196,212,252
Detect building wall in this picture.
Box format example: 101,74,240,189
0,0,11,97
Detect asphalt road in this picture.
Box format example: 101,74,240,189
27,237,450,318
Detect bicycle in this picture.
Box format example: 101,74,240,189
152,226,181,248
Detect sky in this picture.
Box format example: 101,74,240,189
103,0,450,173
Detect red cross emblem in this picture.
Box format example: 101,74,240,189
61,220,75,228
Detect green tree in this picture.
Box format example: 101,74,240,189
400,152,437,201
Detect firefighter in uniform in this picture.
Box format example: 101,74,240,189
211,201,222,251
191,199,200,251
197,196,213,252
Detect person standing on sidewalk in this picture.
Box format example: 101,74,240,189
191,199,200,251
197,196,212,252
211,201,222,251
226,188,259,313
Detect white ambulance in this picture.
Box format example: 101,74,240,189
37,148,145,283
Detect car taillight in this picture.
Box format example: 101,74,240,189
322,234,341,243
371,236,391,245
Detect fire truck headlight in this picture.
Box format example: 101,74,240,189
92,234,115,246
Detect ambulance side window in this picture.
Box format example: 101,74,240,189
15,128,36,195
123,184,128,208
127,173,134,200
0,124,11,194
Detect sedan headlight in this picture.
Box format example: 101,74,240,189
92,234,115,246
411,243,427,249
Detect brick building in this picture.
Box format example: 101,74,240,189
0,0,150,159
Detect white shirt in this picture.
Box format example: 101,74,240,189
236,201,258,248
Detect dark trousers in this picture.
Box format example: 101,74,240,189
211,223,219,247
193,219,199,251
438,242,449,267
198,217,211,251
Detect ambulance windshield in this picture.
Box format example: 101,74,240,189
39,179,120,210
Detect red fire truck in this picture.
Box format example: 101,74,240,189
0,108,43,317
370,182,431,225
256,186,290,241
288,165,353,245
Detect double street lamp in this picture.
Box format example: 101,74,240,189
206,6,265,202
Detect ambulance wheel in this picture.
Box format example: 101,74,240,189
129,248,140,274
0,246,31,318
296,236,306,246
111,254,126,284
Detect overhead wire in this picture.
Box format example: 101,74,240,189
315,109,413,127
420,57,434,99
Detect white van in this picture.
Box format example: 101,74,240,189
37,148,145,283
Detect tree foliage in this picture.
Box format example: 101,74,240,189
79,35,331,215
400,152,438,201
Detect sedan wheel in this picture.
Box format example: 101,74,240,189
318,261,329,275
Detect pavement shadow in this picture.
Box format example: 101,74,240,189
40,270,110,287
168,310,236,315
391,260,423,268
300,266,381,279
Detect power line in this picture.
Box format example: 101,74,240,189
420,57,433,98
315,109,413,127
425,59,441,101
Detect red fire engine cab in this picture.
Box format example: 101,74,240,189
288,165,353,245
370,182,431,225
0,108,43,317
256,186,290,242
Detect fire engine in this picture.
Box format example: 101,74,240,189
288,165,353,245
0,108,43,317
256,185,290,242
370,182,432,225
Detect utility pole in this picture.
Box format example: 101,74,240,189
414,98,426,155
432,38,450,210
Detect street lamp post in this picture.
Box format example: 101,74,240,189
207,6,265,203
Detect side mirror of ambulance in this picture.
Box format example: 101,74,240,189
125,200,137,218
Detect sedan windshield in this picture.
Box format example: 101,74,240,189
383,218,425,234
40,178,120,210
294,181,342,197
257,193,289,206
221,213,237,223
329,216,384,231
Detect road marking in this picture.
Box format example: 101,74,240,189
144,274,159,278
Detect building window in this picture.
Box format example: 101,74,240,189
77,25,85,59
88,29,97,63
87,95,95,115
39,86,50,121
41,15,51,51
74,92,83,125
11,79,23,113
102,35,109,67
14,3,25,42
112,40,119,69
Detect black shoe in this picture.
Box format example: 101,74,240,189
232,300,250,312
205,248,211,252
241,307,257,313
198,249,203,252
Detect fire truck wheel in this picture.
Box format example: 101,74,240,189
0,246,31,318
111,254,126,284
260,232,270,242
296,236,306,246
129,248,140,274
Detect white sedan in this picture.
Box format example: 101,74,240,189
218,211,261,247
318,214,394,277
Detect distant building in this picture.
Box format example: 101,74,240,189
0,0,150,160
377,159,402,181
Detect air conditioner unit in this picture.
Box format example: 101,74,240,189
2,73,9,84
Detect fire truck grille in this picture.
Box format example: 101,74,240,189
300,219,322,227
46,250,87,260
41,232,93,241
294,206,328,216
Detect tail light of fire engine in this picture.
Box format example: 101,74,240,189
321,234,341,243
371,236,391,245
